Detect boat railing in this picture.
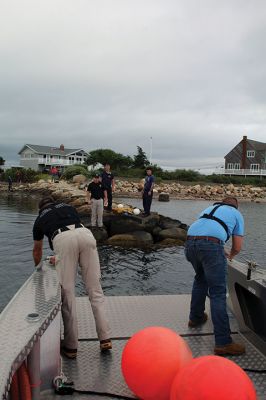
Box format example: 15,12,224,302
0,263,61,400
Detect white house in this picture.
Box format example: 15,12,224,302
18,144,89,172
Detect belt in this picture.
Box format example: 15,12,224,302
187,236,223,244
51,223,84,241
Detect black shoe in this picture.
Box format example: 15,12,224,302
188,312,208,328
100,339,112,352
61,346,77,359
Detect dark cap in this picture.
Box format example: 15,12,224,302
39,195,56,210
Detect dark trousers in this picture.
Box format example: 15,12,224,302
185,239,231,346
106,187,112,210
142,191,153,215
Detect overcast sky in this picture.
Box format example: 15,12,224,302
1,0,266,171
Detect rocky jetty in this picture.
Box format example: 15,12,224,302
1,176,265,247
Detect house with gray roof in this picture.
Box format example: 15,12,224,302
18,144,89,172
224,136,266,177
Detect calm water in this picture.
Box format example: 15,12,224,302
0,193,265,312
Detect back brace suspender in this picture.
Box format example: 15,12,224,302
199,203,237,242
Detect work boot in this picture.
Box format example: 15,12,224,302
100,339,112,352
214,341,246,356
61,346,77,359
188,312,208,328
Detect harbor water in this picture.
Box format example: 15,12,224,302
0,193,265,312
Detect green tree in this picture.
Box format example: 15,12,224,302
133,146,149,169
0,156,5,166
85,149,133,170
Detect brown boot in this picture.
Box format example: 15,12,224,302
188,312,208,328
214,341,245,356
100,339,112,352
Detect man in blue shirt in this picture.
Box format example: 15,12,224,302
142,167,155,216
185,197,245,356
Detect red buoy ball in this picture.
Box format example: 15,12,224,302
121,326,192,400
170,355,257,400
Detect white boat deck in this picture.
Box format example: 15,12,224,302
41,295,266,400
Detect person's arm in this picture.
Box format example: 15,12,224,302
103,189,108,207
112,176,115,192
148,177,155,195
228,235,243,260
33,240,43,266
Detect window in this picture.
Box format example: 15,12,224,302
227,163,234,169
250,164,260,171
234,163,240,169
247,150,255,158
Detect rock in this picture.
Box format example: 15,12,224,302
72,174,87,184
89,227,108,242
159,215,182,230
107,231,153,248
158,193,170,202
70,198,86,207
157,238,185,247
157,228,187,242
108,215,145,235
76,205,90,216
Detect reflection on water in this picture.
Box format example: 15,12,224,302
0,193,265,311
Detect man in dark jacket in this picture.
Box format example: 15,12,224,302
101,163,115,211
32,195,112,358
142,167,155,216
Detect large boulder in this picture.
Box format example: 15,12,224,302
107,231,153,248
108,215,145,235
107,213,160,235
158,193,170,202
89,227,108,243
72,174,87,184
159,215,182,230
157,228,187,242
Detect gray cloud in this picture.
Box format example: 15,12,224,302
1,0,266,170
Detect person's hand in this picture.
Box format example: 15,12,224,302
224,247,233,261
148,191,151,196
224,247,230,257
104,199,108,207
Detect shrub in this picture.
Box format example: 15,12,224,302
61,165,89,180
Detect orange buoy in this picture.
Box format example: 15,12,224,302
121,326,192,400
10,371,20,400
170,355,257,400
18,362,32,400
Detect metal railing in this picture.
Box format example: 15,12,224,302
223,168,266,176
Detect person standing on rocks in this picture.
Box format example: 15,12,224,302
101,163,115,212
185,196,245,356
32,195,112,359
86,174,107,228
142,167,155,216
8,175,13,192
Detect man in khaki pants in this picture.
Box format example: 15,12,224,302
32,195,112,359
86,174,107,227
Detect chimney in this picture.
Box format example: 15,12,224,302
60,144,64,151
241,136,247,169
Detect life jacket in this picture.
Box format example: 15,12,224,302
199,202,237,242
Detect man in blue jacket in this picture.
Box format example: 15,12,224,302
185,196,245,356
142,167,155,216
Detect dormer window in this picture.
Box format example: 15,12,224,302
247,150,255,158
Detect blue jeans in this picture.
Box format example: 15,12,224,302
185,239,232,346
